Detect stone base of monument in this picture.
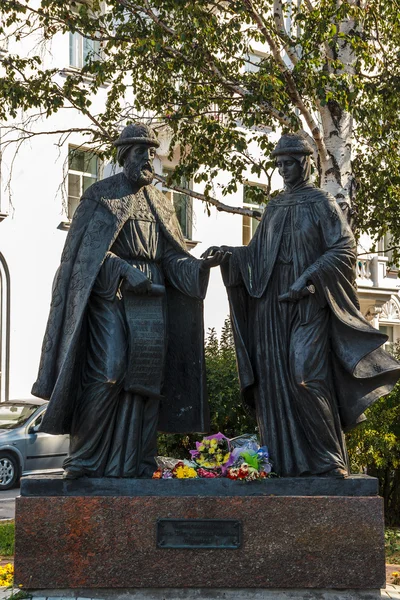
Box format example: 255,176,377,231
26,588,383,600
15,475,385,596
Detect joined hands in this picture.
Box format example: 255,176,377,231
200,246,232,271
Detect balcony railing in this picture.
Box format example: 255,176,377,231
356,255,400,291
356,259,372,281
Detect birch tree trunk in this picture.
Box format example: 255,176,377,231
316,0,360,208
319,106,353,205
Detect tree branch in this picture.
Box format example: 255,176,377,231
117,0,176,35
0,126,99,148
302,0,334,61
116,0,299,129
273,0,299,66
55,83,112,140
153,174,263,220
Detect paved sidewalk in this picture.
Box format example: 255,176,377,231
0,588,398,600
380,586,400,599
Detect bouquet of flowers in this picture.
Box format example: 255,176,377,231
189,432,232,472
152,433,273,480
152,460,198,479
227,463,268,481
226,434,272,481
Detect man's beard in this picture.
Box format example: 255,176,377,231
124,161,154,188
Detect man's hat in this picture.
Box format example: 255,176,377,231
113,123,160,148
271,133,313,157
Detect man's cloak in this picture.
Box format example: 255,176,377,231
32,172,209,435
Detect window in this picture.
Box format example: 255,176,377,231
242,215,259,246
69,32,101,69
378,232,398,268
162,168,193,240
0,404,38,429
379,325,395,354
68,147,99,219
242,183,265,245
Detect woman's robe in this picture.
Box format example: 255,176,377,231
222,183,400,476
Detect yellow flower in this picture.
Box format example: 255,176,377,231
210,439,218,446
175,465,198,479
0,563,13,586
198,444,205,451
208,448,215,455
186,467,197,478
223,453,230,462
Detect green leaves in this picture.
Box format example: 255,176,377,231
1,0,400,239
205,318,255,439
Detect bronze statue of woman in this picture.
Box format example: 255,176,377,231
204,133,400,478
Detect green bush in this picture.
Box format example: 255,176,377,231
385,528,400,564
346,385,400,526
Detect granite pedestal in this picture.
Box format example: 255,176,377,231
14,475,385,596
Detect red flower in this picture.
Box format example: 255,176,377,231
237,464,249,479
152,468,162,479
197,468,219,478
171,461,185,476
226,468,239,480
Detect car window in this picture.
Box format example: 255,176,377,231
31,414,43,428
0,405,41,429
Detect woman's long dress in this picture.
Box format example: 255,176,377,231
222,184,364,477
248,209,348,476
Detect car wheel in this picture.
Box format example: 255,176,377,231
0,453,19,490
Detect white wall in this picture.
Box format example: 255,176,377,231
0,27,115,399
190,176,244,337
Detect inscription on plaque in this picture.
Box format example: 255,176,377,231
124,294,165,395
157,519,242,549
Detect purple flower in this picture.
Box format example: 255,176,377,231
204,432,229,442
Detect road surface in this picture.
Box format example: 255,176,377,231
0,488,19,520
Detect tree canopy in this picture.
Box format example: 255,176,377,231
1,0,400,250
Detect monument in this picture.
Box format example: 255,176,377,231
30,123,225,479
14,131,396,599
202,133,400,478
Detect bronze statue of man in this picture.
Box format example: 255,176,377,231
203,133,400,478
32,123,224,479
